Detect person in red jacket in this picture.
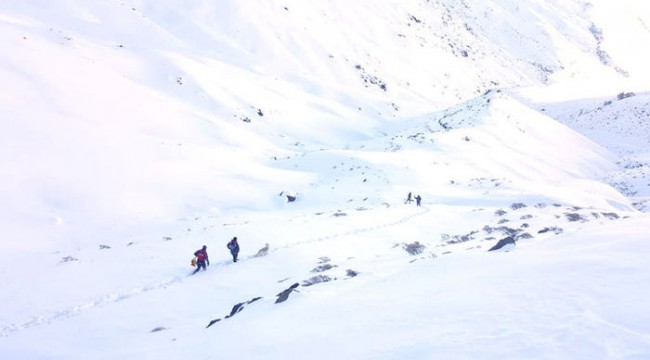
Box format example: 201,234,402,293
193,245,209,274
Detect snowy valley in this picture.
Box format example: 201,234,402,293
1,1,649,359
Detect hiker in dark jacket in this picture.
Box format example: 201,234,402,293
227,237,240,262
415,195,422,206
193,245,209,274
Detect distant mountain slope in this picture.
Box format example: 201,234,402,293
516,90,650,210
0,0,648,249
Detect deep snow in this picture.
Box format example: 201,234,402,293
1,0,649,359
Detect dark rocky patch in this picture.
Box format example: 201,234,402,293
565,213,587,222
206,297,263,328
601,212,620,220
346,269,359,278
488,236,516,251
510,202,527,210
538,226,563,234
302,275,333,287
276,283,300,304
444,230,480,244
311,263,336,273
60,256,78,263
516,232,533,240
403,241,426,255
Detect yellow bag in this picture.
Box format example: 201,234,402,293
191,257,197,267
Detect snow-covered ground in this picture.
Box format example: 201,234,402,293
1,1,649,359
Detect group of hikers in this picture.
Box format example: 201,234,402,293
192,236,240,274
405,192,422,206
193,193,421,274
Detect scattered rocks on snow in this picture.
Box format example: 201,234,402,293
538,226,563,234
302,275,333,287
354,64,387,92
565,213,587,222
403,241,426,255
60,256,78,263
311,263,336,273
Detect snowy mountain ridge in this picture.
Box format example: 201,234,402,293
1,1,650,359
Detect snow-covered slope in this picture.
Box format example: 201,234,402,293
1,0,649,359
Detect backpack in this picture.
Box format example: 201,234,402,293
195,250,206,262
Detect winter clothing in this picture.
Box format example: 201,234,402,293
227,237,240,262
415,195,422,206
193,246,209,274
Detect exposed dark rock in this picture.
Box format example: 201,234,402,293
275,283,300,304
346,269,359,278
206,318,221,328
150,326,167,333
511,202,527,210
602,212,620,220
516,232,533,240
403,241,425,255
482,226,519,237
565,213,587,222
538,226,563,234
206,297,263,328
60,256,78,263
302,275,333,287
488,236,515,251
311,264,336,273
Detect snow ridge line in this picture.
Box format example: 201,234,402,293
0,276,184,337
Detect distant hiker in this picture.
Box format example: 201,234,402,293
415,195,422,206
227,237,240,263
193,245,210,274
405,192,413,204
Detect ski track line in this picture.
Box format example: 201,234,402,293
276,206,430,250
0,276,185,337
0,206,429,337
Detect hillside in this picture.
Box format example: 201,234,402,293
1,1,649,359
